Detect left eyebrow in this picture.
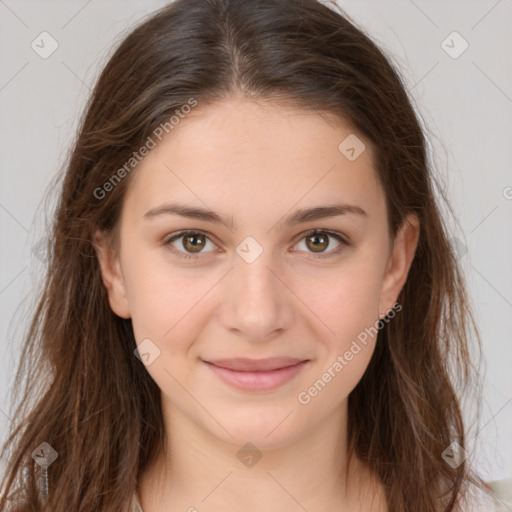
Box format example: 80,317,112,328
142,202,368,228
283,204,368,226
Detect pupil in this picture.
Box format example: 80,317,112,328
185,234,204,252
309,233,327,252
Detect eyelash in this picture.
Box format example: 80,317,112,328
162,229,350,260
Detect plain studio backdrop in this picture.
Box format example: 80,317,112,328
0,0,511,484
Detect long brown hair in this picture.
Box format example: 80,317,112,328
0,0,490,510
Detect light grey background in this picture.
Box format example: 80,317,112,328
1,0,511,482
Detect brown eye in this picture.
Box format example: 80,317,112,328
293,229,349,258
182,233,206,253
164,230,217,259
305,232,329,252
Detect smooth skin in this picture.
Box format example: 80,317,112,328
94,96,420,512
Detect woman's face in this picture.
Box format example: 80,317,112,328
95,96,419,448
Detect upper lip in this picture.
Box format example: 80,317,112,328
204,357,308,372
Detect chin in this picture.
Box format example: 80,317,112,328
203,403,305,450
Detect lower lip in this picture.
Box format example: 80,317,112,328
204,361,309,392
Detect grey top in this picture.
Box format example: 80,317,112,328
130,479,512,511
130,491,144,512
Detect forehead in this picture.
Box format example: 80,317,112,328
122,97,383,225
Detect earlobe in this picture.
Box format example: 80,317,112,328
379,213,420,316
93,229,131,319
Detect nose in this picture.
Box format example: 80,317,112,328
219,251,294,342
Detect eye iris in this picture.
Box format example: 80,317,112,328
183,233,205,252
306,232,328,252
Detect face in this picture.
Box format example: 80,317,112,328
95,96,419,449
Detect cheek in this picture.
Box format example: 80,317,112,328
294,252,385,349
297,342,374,414
123,233,387,358
122,248,218,351
296,263,384,409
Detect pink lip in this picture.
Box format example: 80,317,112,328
203,357,309,392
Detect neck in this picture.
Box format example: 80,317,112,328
138,399,386,512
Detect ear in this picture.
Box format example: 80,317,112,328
379,213,420,317
93,229,131,319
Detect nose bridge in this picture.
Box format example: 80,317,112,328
221,240,292,340
234,234,278,292
238,251,276,296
